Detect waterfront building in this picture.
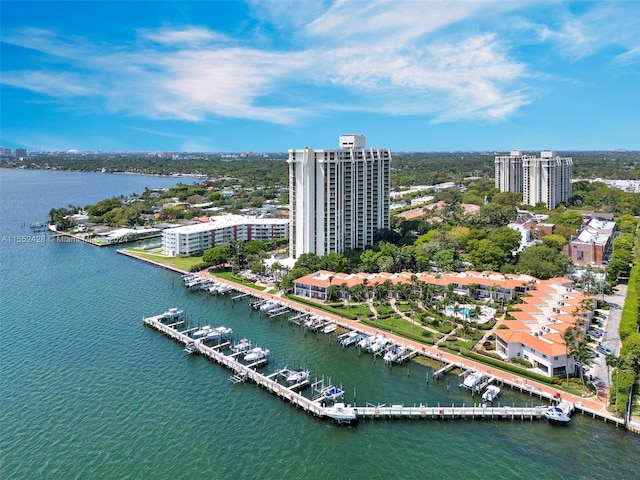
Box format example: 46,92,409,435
287,134,390,259
293,269,592,378
495,150,573,210
162,214,289,256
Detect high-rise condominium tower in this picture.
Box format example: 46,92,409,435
288,134,391,259
495,150,572,210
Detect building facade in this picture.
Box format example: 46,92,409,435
522,151,573,210
288,134,390,259
162,215,289,257
495,150,527,193
495,150,573,210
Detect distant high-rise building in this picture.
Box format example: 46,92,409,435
288,134,391,259
522,151,572,210
495,150,572,210
495,150,527,193
14,148,27,158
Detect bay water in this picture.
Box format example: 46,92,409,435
1,169,638,479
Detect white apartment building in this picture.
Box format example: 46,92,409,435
495,150,527,193
495,150,572,210
523,151,572,210
288,134,391,259
162,215,290,256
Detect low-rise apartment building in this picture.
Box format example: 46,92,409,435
162,214,289,256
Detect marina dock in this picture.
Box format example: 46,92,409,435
143,309,558,426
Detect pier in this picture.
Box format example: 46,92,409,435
143,309,558,426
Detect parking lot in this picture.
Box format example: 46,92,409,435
589,283,626,389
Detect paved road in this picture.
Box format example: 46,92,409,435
591,283,627,391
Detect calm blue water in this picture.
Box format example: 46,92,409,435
1,168,639,479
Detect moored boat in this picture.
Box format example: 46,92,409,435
231,338,252,354
323,324,337,334
339,331,363,347
544,403,573,424
286,369,310,385
482,385,501,402
321,385,344,401
184,340,199,354
244,347,270,363
323,403,359,425
460,370,484,390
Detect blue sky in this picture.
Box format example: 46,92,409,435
1,1,638,152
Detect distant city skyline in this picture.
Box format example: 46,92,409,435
1,1,639,152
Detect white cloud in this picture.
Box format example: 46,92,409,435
3,1,632,127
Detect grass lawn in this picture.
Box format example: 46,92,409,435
366,315,441,343
121,247,203,271
212,271,267,291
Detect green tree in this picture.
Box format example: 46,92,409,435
202,245,231,267
467,239,509,272
513,245,572,279
542,234,567,251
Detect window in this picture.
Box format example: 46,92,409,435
577,251,584,260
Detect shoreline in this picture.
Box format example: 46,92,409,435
118,247,636,433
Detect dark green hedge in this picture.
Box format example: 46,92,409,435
619,262,639,340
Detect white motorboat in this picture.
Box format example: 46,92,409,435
544,403,573,424
206,326,233,341
340,331,362,347
321,385,344,401
383,345,407,364
368,336,389,354
482,385,501,402
231,338,252,353
192,325,214,339
184,340,199,354
357,334,374,349
323,324,337,334
162,308,184,321
286,369,310,385
323,403,359,425
461,370,484,390
260,300,278,312
244,347,270,363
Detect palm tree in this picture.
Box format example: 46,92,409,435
606,354,620,407
562,326,580,387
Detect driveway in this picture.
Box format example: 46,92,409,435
591,283,627,390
